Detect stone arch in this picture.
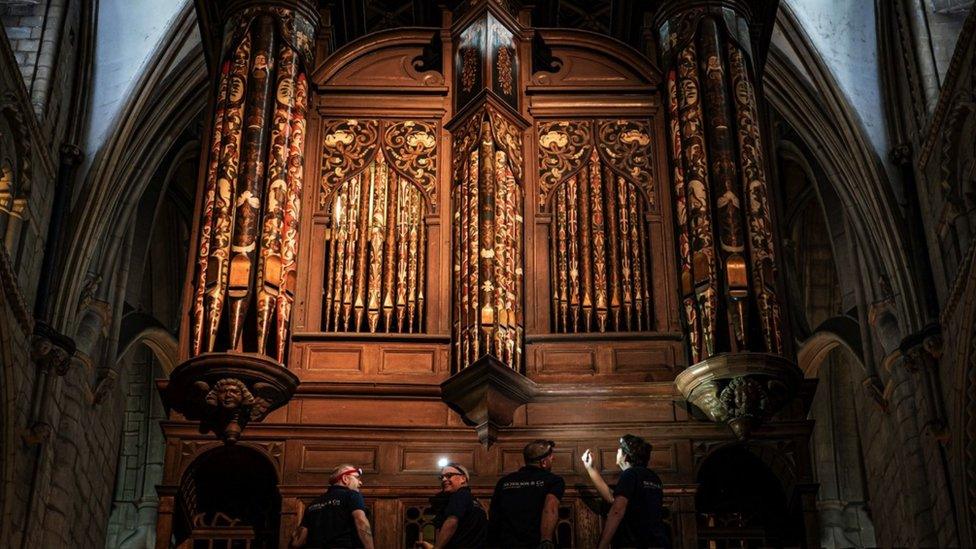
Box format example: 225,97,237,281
766,3,925,350
797,316,866,379
51,2,206,337
116,311,179,375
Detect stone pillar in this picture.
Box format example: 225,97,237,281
167,0,318,443
440,0,536,447
650,0,801,437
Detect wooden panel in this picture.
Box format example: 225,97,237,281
305,346,363,373
301,445,379,473
598,443,676,473
299,398,449,427
401,449,476,474
379,348,437,374
526,398,673,425
651,444,677,473
501,448,576,475
538,348,596,373
613,347,677,381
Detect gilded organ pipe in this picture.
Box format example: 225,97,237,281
318,118,436,334
451,104,525,371
190,7,315,362
537,119,657,334
662,9,785,359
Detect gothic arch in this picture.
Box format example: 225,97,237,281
116,311,179,375
52,3,207,337
765,3,925,351
797,316,866,379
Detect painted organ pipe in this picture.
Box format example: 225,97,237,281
661,10,784,362
451,104,525,372
657,2,800,438
317,119,437,335
190,6,315,363
537,119,657,334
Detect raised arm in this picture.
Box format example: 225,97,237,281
352,509,375,549
433,516,459,549
597,495,628,549
581,449,614,504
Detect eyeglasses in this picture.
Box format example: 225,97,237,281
439,472,464,480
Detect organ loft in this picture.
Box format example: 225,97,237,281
1,0,973,547
160,0,813,545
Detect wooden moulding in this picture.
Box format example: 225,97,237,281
166,352,300,444
440,355,538,448
674,352,801,439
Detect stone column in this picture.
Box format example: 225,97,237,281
167,0,318,443
650,0,801,437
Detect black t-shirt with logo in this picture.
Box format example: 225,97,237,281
432,486,487,548
488,465,565,548
301,485,367,548
612,466,669,548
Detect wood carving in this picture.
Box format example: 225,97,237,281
451,103,524,371
319,118,435,333
663,9,797,438
190,7,313,362
538,119,656,333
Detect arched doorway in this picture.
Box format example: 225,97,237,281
175,445,281,548
696,445,803,548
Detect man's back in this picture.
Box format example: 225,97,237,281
613,466,669,548
488,465,565,547
302,485,366,548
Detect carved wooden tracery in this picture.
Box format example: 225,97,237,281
451,103,525,371
318,118,436,334
538,119,656,333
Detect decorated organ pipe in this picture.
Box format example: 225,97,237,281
169,1,317,443
189,5,314,363
317,119,437,334
658,6,785,362
450,104,525,372
537,120,657,334
651,0,801,438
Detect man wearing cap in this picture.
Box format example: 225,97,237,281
290,464,374,549
418,462,487,548
488,440,565,548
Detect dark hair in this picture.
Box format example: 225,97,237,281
523,439,556,464
619,434,652,467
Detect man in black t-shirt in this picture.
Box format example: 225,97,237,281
582,435,670,548
291,464,375,549
419,462,487,548
488,440,565,548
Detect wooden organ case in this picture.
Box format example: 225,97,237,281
158,1,817,548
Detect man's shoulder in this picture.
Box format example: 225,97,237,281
542,470,565,483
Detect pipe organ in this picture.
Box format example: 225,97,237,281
160,1,815,547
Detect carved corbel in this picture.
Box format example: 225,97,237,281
30,321,76,376
166,353,298,443
675,353,800,439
